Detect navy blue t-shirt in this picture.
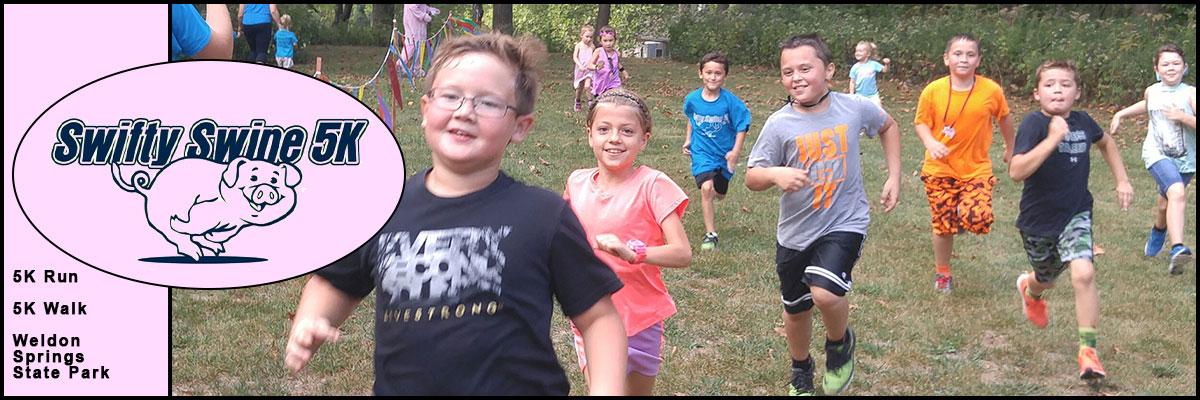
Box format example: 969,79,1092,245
1013,110,1104,237
318,169,623,395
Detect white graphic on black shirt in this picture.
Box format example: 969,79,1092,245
376,227,511,306
1058,129,1088,164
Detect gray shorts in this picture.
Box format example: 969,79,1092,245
1020,211,1093,285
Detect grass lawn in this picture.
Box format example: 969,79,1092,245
171,44,1196,396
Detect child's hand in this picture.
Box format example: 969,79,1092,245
922,137,950,159
1164,105,1188,122
879,176,900,212
595,234,636,263
1108,114,1123,135
1115,180,1133,211
622,70,630,81
882,57,891,65
774,167,812,192
284,317,341,372
725,150,739,172
1048,115,1069,142
682,140,691,156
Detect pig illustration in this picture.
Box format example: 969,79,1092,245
112,157,301,261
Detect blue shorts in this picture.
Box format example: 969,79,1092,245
1148,159,1194,197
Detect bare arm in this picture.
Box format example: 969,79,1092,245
588,50,602,70
1111,88,1151,134
998,113,1016,164
726,130,748,172
1163,87,1197,129
682,122,693,156
269,4,281,28
915,123,949,159
1009,116,1068,182
593,212,691,268
573,43,584,70
746,166,810,192
848,77,856,94
1094,134,1134,210
877,115,902,212
194,4,233,60
570,296,626,395
284,275,363,372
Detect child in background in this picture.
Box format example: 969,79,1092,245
1110,44,1197,274
746,34,902,395
572,22,596,112
914,34,1015,294
1009,60,1134,381
682,52,752,250
283,33,628,396
565,89,692,395
848,40,891,109
273,14,299,69
589,26,631,103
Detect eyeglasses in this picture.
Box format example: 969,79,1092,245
426,88,517,118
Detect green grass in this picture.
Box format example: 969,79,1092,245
172,45,1197,396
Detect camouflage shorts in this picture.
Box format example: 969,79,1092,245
1020,211,1093,285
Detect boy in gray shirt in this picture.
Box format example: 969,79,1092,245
745,34,901,396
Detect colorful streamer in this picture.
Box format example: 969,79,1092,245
373,82,392,130
387,52,404,111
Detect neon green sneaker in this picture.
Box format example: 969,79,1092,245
823,327,856,395
788,361,815,396
701,232,718,250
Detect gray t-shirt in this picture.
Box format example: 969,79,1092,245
747,92,888,251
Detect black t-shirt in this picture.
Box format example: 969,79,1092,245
318,169,623,395
1013,110,1104,237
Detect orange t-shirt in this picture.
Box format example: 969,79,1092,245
914,75,1010,179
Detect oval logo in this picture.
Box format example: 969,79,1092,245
13,61,405,289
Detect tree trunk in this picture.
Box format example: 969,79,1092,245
493,4,514,35
372,4,393,27
595,4,611,43
717,4,729,14
474,4,484,24
735,4,756,14
334,4,353,25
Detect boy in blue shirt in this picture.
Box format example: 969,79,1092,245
274,14,299,69
682,52,752,250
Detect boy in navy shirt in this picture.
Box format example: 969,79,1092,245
1009,60,1133,381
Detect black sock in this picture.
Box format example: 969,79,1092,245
792,357,812,370
1153,225,1167,232
1173,243,1185,251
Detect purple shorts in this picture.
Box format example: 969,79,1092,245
573,321,664,377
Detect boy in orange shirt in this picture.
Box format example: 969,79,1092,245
914,34,1015,293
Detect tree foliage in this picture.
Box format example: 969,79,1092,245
668,4,1196,105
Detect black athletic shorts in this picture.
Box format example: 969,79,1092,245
775,231,865,314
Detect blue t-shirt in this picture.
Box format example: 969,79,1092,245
1014,110,1105,237
849,60,885,97
242,4,272,25
170,4,211,61
683,88,752,179
274,30,298,58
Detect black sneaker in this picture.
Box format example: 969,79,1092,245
701,232,719,250
789,359,815,396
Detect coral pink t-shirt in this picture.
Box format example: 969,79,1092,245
564,166,688,336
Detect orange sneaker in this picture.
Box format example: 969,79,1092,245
1078,347,1107,380
1017,273,1048,328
